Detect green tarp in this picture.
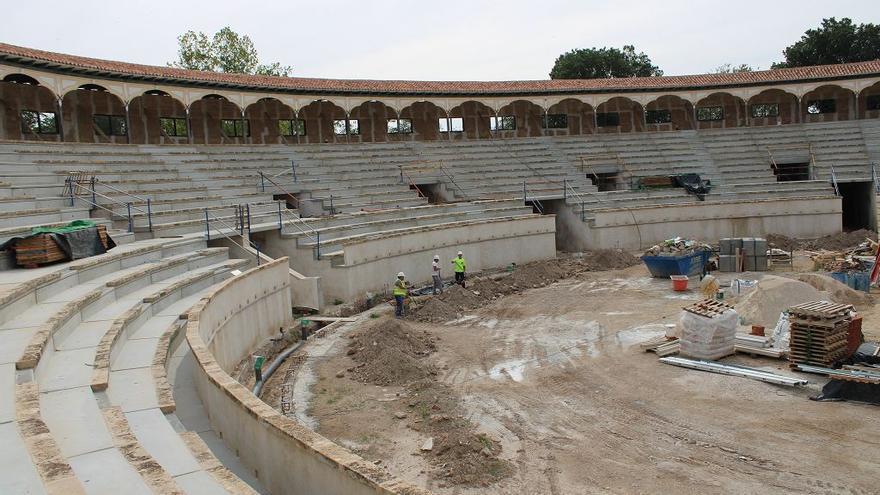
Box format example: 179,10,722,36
31,220,97,235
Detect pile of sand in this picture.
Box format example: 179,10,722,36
735,275,828,327
346,318,437,386
793,273,873,309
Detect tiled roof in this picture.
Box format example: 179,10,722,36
1,42,879,96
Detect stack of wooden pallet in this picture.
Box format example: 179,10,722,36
15,225,109,267
788,301,853,367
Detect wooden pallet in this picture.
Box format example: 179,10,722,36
14,225,109,268
788,301,853,318
682,299,734,318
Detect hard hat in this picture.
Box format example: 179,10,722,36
397,272,405,278
433,254,440,260
457,251,463,255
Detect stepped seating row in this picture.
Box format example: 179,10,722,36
0,233,268,494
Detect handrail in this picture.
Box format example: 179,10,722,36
257,170,320,233
91,177,150,203
203,206,262,266
65,177,152,232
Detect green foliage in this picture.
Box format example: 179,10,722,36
772,17,880,68
169,26,292,76
549,45,662,79
714,63,756,73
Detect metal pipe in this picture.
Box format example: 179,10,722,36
252,340,304,397
204,209,210,241
660,357,808,386
126,202,132,233
146,198,152,232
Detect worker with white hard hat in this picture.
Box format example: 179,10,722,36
392,271,409,318
451,251,467,288
431,254,443,295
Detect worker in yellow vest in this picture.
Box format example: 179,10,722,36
451,251,467,288
392,272,409,318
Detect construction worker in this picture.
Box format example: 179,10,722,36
451,251,467,288
392,272,409,318
431,254,443,295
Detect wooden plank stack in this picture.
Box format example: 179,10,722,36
788,301,853,367
15,225,109,268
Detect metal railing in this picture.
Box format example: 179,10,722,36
64,175,152,233
577,152,633,191
255,170,323,258
766,143,817,181
203,205,262,266
399,160,469,199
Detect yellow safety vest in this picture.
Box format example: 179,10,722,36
452,257,466,273
393,280,407,296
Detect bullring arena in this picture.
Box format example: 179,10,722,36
1,41,880,495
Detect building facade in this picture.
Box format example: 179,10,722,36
1,42,879,145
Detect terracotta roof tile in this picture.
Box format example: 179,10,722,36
1,42,879,95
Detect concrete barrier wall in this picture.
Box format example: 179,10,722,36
186,258,432,495
261,215,557,302
557,196,842,250
210,236,322,310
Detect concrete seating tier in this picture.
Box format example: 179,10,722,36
0,233,268,494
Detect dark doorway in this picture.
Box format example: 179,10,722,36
588,172,624,191
774,162,810,182
838,181,876,231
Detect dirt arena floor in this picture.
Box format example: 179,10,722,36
284,262,880,495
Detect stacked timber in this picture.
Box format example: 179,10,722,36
788,301,853,367
14,225,109,267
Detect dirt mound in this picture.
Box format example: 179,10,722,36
793,273,873,309
410,297,460,323
581,249,642,271
766,233,799,252
768,230,877,252
803,229,876,251
404,380,511,487
735,275,828,327
407,251,641,323
346,318,437,386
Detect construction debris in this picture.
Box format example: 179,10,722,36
659,356,808,387
643,237,711,256
641,336,681,357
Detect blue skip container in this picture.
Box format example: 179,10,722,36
641,249,711,278
830,270,870,293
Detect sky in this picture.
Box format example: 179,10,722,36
4,0,879,81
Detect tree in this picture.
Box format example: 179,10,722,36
772,17,880,68
714,63,756,74
169,27,293,76
549,45,662,79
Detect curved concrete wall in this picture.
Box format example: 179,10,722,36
186,258,431,495
557,196,842,250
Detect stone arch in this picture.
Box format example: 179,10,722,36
245,97,297,144
348,100,398,143
189,94,245,144
297,99,348,143
398,101,448,141
694,92,747,129
496,99,545,137
545,98,595,135
643,95,695,131
747,89,799,126
0,73,61,141
860,81,880,119
61,84,128,143
128,90,188,144
800,84,856,122
448,100,495,139
594,97,644,133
